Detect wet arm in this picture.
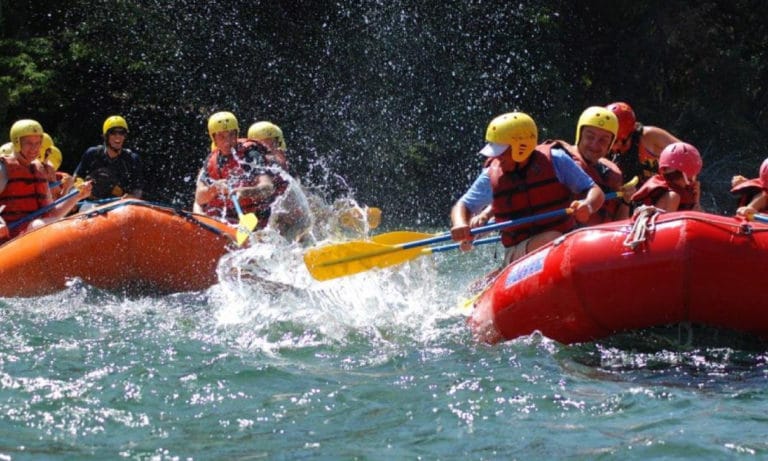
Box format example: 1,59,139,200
737,191,767,217
234,174,275,200
644,126,681,157
194,169,224,205
655,190,682,212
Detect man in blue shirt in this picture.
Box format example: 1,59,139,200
450,112,604,264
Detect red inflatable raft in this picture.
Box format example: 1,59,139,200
0,199,235,297
469,209,768,344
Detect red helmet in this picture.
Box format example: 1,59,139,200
607,102,636,140
659,142,702,183
760,158,768,186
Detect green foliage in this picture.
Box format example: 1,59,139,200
0,35,60,142
0,38,55,106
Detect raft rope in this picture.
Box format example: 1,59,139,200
78,199,230,239
623,205,663,249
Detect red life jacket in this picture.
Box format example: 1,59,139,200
202,139,288,227
0,156,50,238
631,174,697,210
544,140,623,225
487,147,575,247
730,177,767,208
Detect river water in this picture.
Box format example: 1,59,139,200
2,228,767,460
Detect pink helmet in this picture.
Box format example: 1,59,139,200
606,102,636,140
659,142,702,183
760,158,768,186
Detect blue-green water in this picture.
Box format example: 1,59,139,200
2,241,768,460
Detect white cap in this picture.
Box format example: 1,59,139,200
478,142,510,158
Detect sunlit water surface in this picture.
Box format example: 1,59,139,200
2,236,768,460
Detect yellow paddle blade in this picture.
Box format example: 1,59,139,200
367,207,382,229
235,213,259,246
455,268,502,316
304,240,428,281
617,175,640,198
456,293,480,316
371,231,437,245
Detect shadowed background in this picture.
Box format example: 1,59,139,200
2,0,766,225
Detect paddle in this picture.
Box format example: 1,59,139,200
365,177,638,249
304,207,573,281
7,189,80,231
304,186,633,281
230,192,258,246
338,206,382,230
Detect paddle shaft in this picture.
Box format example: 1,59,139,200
430,235,502,253
231,192,245,216
304,191,625,280
429,191,621,254
399,191,622,251
229,192,259,246
7,189,79,231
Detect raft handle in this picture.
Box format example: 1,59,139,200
739,223,753,236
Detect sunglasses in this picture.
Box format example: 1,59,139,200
662,170,695,185
662,170,683,181
109,129,128,136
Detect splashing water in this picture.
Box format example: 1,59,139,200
212,193,457,354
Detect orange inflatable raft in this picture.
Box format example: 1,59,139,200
0,199,235,297
469,209,768,344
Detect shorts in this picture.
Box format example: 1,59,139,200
503,237,532,265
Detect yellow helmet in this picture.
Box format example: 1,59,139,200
10,119,44,152
39,145,63,171
0,142,12,156
102,115,128,136
41,132,54,153
207,111,239,141
480,112,538,162
575,106,619,147
248,121,287,150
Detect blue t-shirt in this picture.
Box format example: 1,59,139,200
459,148,595,214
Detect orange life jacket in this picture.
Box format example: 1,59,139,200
0,156,50,238
487,147,575,247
